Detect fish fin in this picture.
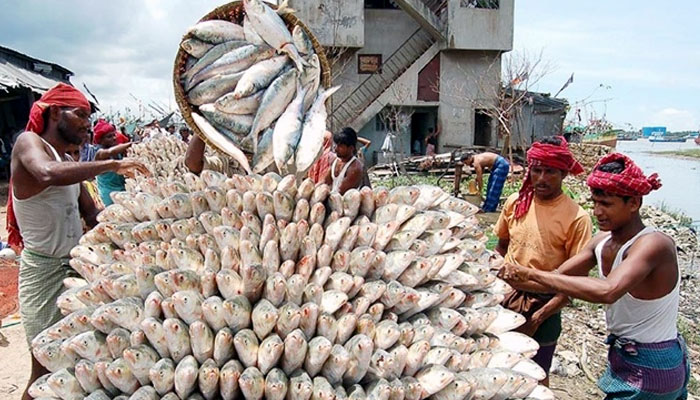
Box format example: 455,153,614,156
242,131,259,154
277,0,296,15
321,85,341,100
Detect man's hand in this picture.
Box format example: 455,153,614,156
115,159,150,178
498,262,532,283
518,312,544,336
115,142,133,154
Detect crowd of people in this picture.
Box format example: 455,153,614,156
5,83,691,400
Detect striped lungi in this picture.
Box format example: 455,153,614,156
598,335,689,399
18,249,76,345
482,156,510,212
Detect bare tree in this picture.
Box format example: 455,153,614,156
315,2,357,129
376,83,415,178
439,50,554,163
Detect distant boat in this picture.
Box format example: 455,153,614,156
617,132,638,141
649,135,687,143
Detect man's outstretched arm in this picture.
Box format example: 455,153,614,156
15,132,140,186
502,235,666,304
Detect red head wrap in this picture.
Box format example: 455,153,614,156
514,136,584,219
93,120,116,144
587,153,661,196
25,83,91,134
116,131,130,144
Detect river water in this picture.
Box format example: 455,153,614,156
616,139,700,227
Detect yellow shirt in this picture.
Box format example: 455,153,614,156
494,192,593,272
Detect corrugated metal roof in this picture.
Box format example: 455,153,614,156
0,58,66,94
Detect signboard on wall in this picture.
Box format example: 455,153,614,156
358,54,382,74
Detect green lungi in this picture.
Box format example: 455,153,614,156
18,249,76,345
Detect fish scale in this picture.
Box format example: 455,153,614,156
41,135,549,399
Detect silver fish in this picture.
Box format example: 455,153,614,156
247,68,299,152
258,334,284,374
265,368,289,400
243,0,305,70
47,368,85,400
174,355,199,399
188,71,245,106
239,366,265,400
220,359,244,400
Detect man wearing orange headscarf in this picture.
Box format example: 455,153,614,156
493,136,593,386
10,83,149,399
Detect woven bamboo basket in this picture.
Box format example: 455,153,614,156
173,1,332,160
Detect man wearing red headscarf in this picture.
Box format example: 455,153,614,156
501,154,688,399
10,83,149,399
93,120,133,206
493,136,593,386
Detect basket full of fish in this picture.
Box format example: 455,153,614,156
174,0,334,176
28,138,555,399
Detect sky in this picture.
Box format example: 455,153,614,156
1,1,698,131
513,1,700,131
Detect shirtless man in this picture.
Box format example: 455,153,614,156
462,151,510,212
323,127,365,194
10,83,148,399
501,153,688,399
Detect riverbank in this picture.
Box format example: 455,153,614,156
654,148,700,160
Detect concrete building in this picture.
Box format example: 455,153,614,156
290,0,515,165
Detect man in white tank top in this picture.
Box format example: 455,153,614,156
10,83,149,400
501,153,689,399
323,127,365,194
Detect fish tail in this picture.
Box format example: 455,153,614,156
282,44,307,71
277,0,296,15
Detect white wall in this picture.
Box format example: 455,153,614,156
438,50,501,150
288,0,364,48
445,0,514,51
331,10,420,104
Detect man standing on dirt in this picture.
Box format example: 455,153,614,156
10,83,148,399
494,136,593,386
461,151,510,212
501,153,689,399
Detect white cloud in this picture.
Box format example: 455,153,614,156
647,108,698,131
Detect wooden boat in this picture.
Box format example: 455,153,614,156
582,130,619,148
694,136,700,146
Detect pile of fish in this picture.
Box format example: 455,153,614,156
125,136,241,183
28,140,555,399
178,0,335,176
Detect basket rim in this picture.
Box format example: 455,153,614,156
172,1,332,164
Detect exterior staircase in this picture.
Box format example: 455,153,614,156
330,28,436,130
393,0,447,41
329,0,447,131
